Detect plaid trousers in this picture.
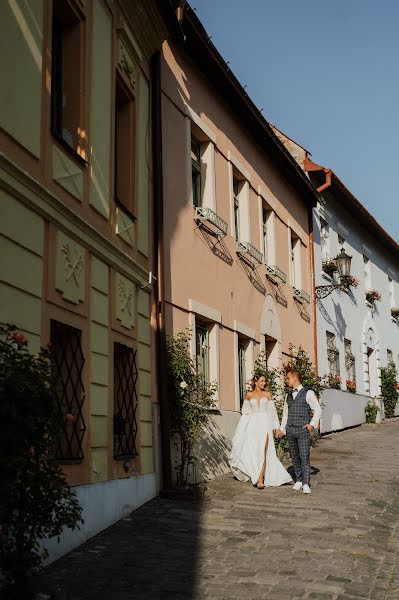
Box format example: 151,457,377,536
287,425,311,486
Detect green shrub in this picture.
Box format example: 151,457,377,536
380,366,399,419
365,399,378,423
0,325,82,599
166,331,217,487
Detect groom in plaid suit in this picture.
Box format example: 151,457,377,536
276,370,322,494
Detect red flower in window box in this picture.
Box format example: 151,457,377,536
10,331,28,346
346,379,357,393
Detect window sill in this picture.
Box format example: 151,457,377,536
52,129,88,167
391,317,399,324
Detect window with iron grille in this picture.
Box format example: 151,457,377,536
191,135,202,208
238,338,247,408
233,177,240,241
344,339,356,382
51,320,86,462
387,349,395,368
326,331,340,376
113,342,138,458
196,321,209,386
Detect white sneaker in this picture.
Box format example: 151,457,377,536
292,481,303,491
302,484,311,494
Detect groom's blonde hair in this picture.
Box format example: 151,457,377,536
288,370,302,382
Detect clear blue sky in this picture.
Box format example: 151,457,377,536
192,0,399,241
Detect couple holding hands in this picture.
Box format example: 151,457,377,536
230,370,322,494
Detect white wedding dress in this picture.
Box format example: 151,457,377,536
230,397,293,486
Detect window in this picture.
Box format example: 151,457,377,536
388,277,395,308
290,231,301,288
114,74,136,216
387,349,394,368
320,218,329,259
262,209,269,264
363,255,371,290
113,343,138,458
238,338,247,408
326,331,340,377
191,136,202,208
51,320,86,461
233,177,240,241
51,0,84,156
344,339,356,382
196,321,210,385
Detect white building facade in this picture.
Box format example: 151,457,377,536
311,169,399,428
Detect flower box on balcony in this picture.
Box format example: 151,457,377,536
366,290,381,303
322,259,338,277
195,207,228,237
236,241,263,266
346,379,357,394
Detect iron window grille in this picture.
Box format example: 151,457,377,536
191,136,202,208
326,332,340,376
344,339,356,381
51,320,86,462
113,342,139,459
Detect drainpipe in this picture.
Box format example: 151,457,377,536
308,207,318,377
150,50,172,490
303,155,332,194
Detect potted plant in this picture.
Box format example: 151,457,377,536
322,258,338,277
391,307,399,319
366,289,381,303
346,379,356,393
340,275,359,289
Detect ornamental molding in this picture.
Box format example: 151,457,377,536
116,273,135,329
116,17,141,90
55,231,85,304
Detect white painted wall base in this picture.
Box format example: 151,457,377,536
42,473,156,564
320,389,369,433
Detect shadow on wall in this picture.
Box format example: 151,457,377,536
194,415,232,481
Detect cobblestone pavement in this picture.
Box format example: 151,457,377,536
42,419,399,600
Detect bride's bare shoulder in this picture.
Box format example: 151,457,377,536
265,391,272,400
245,392,252,400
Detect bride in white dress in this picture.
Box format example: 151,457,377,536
230,374,293,489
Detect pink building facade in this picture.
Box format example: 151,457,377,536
158,8,319,480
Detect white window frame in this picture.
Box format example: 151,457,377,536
186,114,216,211
228,154,251,243
289,230,302,289
344,339,356,383
363,255,371,291
189,300,221,407
320,217,330,259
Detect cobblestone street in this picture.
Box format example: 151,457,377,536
42,419,399,600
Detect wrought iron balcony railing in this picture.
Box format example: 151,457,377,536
266,264,286,285
236,241,263,266
195,207,228,236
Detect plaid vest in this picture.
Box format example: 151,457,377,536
286,387,310,427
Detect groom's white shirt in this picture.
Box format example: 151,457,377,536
280,385,322,434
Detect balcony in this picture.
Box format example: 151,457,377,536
236,241,263,266
195,207,228,237
266,265,286,285
293,287,310,305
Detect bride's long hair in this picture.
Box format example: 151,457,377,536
249,373,269,392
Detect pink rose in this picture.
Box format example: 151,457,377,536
11,331,28,346
66,413,74,424
28,446,36,457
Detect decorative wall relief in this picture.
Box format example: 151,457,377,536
55,231,85,304
116,273,135,329
116,18,141,93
